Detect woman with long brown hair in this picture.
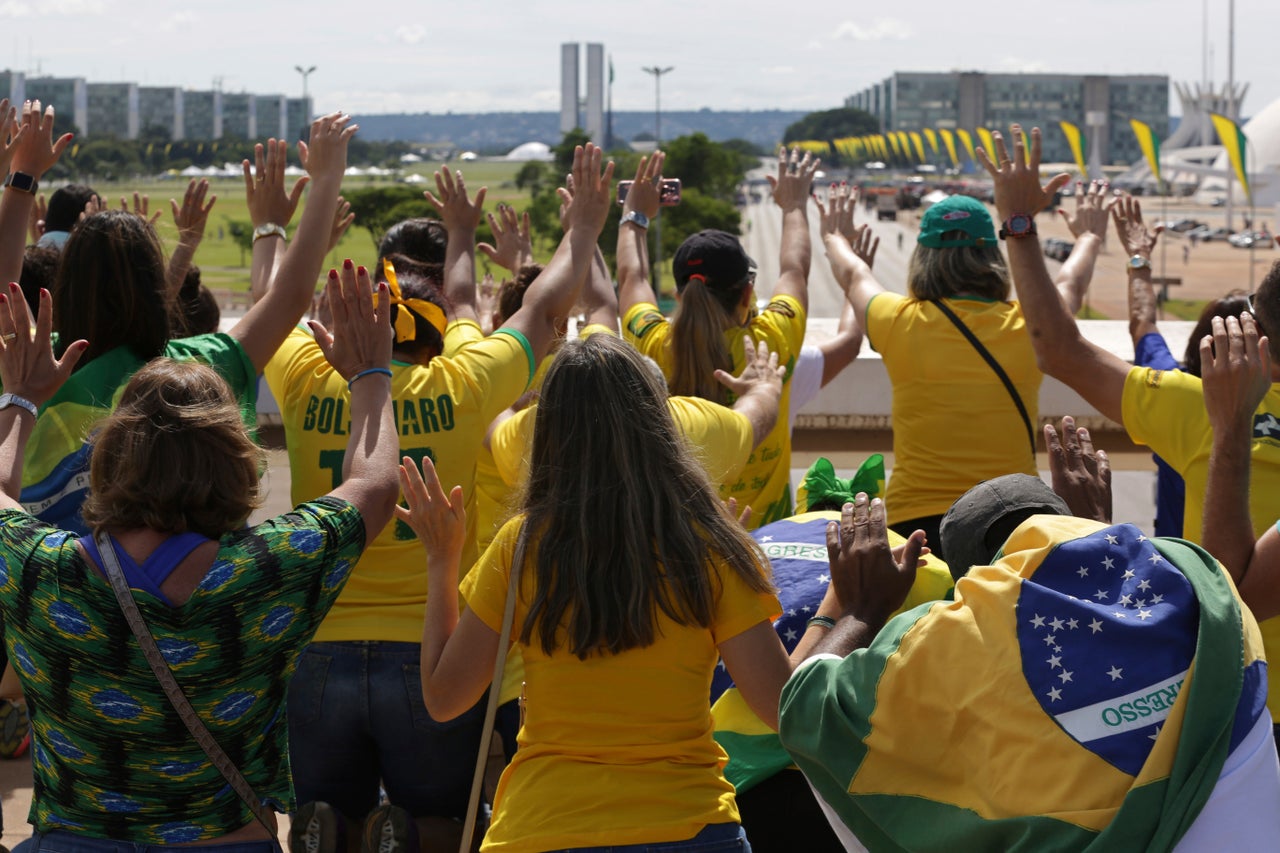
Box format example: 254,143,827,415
403,332,796,852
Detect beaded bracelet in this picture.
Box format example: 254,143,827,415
348,367,393,389
806,615,837,631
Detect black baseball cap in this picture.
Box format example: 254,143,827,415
939,474,1070,581
673,230,756,292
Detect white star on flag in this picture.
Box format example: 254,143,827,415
1138,609,1153,621
784,628,797,642
1053,645,1061,653
1094,589,1108,601
760,536,773,542
1151,594,1164,604
1114,612,1127,619
1118,594,1133,606
1089,619,1103,634
801,606,811,613
1067,619,1078,629
1149,725,1161,740
1107,666,1123,681
1137,579,1151,591
1030,614,1046,628
1105,534,1119,545
1050,617,1064,631
1102,556,1116,570
1123,568,1136,580
1048,687,1062,702
1047,654,1062,668
1149,553,1163,564
787,609,797,617
1044,634,1058,646
818,574,829,584
1078,566,1089,577
1138,535,1148,542
1059,670,1074,684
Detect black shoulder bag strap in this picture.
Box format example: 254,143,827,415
96,533,279,835
930,299,1036,456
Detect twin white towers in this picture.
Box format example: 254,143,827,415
560,43,606,143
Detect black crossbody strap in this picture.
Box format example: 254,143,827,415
96,533,278,835
930,299,1036,456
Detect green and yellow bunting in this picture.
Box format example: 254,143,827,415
1210,112,1251,203
976,127,998,164
909,131,926,163
923,128,939,156
956,129,977,165
1130,119,1163,185
1060,120,1088,177
939,128,960,168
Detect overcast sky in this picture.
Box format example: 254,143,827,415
4,0,1277,120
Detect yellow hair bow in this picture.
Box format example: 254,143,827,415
382,258,447,344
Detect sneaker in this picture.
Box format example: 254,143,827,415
290,801,341,853
362,803,416,853
0,699,28,759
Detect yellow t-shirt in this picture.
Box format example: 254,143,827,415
263,326,534,642
462,517,780,851
1122,365,1280,714
491,396,753,493
866,293,1042,523
623,296,806,528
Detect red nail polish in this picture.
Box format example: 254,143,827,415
328,269,338,279
0,294,7,304
343,259,353,270
357,265,367,276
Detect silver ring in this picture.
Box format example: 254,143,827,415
1,333,15,343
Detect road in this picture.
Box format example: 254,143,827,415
739,177,919,318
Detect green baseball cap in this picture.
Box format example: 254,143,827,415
917,195,997,248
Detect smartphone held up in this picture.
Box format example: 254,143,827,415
617,178,682,207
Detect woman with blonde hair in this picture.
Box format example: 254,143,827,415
618,148,819,528
405,331,797,852
818,181,1108,561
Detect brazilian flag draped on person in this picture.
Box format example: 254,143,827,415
779,516,1268,852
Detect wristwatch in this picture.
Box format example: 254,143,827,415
620,210,650,230
1127,254,1152,272
4,172,38,195
999,213,1036,239
252,223,287,243
0,393,38,419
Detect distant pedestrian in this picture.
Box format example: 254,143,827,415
1183,244,1190,265
897,232,903,251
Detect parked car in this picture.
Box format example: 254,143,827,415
1188,226,1234,242
1159,218,1205,233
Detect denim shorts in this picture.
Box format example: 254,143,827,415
19,831,281,853
287,640,486,821
545,823,750,852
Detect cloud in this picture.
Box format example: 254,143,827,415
159,10,197,31
0,0,103,16
0,2,32,16
831,18,912,41
998,56,1050,73
763,66,795,75
805,39,824,51
395,24,426,45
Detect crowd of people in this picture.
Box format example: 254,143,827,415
0,94,1272,853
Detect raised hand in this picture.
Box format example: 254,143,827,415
424,167,487,234
301,112,358,184
394,454,466,567
558,143,615,236
1045,415,1112,523
10,100,71,180
1202,312,1272,436
714,337,784,400
308,260,392,382
328,196,355,253
477,203,533,272
1110,193,1162,259
0,100,26,187
243,138,309,229
622,151,665,221
0,282,86,407
768,146,820,213
170,178,216,248
825,494,922,626
1058,179,1113,240
119,191,162,226
977,125,1070,221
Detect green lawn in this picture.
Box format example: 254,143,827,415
1160,299,1210,322
95,160,533,293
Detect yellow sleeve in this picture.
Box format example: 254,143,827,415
1121,366,1206,471
668,397,754,486
444,319,485,356
747,294,807,364
263,327,326,408
491,407,535,488
460,517,523,632
447,329,536,423
622,302,670,361
864,291,906,354
578,323,618,340
711,562,782,645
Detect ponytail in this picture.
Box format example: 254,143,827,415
668,277,740,404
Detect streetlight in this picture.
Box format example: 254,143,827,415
642,65,674,293
295,65,317,102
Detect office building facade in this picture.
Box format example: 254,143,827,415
221,93,255,139
285,97,312,142
183,90,222,141
847,71,1169,166
138,87,184,140
87,83,139,139
24,76,88,135
584,43,605,145
560,43,580,134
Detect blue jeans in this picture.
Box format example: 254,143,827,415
287,641,486,821
19,831,280,853
546,824,750,852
